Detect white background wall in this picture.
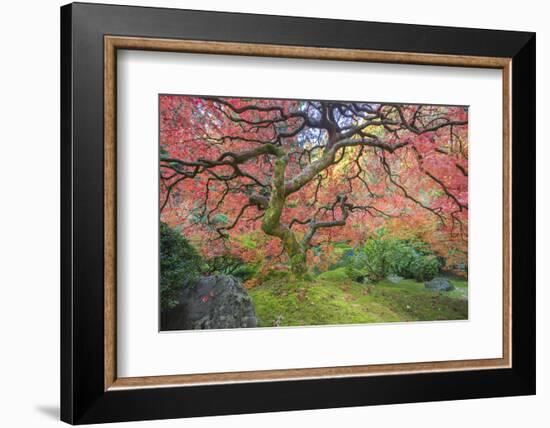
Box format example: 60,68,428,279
0,0,546,427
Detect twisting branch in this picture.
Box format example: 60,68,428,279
411,146,468,211
378,152,445,224
302,195,350,248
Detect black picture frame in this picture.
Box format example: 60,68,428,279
61,2,535,424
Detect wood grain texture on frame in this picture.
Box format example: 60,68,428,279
104,36,117,390
104,35,512,391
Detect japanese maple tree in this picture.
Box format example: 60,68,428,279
160,95,468,276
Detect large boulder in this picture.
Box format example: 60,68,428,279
163,275,258,331
424,277,455,292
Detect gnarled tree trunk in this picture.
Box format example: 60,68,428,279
260,155,308,276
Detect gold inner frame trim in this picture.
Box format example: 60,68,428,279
104,35,512,391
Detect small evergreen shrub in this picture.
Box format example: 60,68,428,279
343,230,441,283
160,222,204,312
205,254,259,281
408,255,440,282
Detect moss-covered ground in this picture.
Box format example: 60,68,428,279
249,267,468,327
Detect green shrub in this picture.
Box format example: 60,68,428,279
344,230,441,283
344,264,369,283
232,263,260,281
408,255,440,282
160,222,204,312
204,254,258,281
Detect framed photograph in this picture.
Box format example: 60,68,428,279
60,2,535,424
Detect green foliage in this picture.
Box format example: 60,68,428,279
344,230,441,282
262,268,292,282
233,263,260,281
160,222,204,312
344,265,369,283
205,254,258,281
240,234,258,249
408,255,440,282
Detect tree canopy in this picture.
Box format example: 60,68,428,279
160,95,468,275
